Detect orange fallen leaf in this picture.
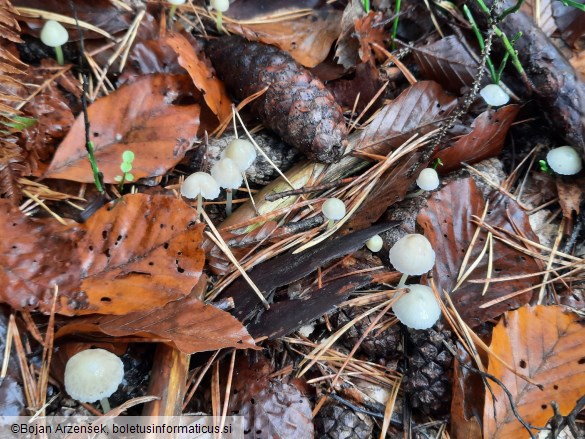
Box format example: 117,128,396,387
55,294,257,354
44,74,200,184
163,32,232,123
0,194,205,316
484,305,585,438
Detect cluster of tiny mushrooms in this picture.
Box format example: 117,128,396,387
42,13,582,408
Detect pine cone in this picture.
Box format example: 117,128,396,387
332,308,402,361
314,401,374,439
206,36,347,163
404,322,453,416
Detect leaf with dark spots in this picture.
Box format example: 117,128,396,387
44,74,201,184
217,223,398,323
248,275,374,339
412,36,481,94
417,178,540,327
433,105,520,173
356,81,457,155
55,295,257,354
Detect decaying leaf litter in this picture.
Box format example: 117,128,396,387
1,0,585,437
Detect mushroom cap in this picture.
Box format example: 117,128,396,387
211,158,243,189
222,139,257,171
181,172,220,199
210,0,230,12
392,284,441,329
168,0,186,4
366,234,383,252
546,146,582,175
389,234,435,275
416,168,440,191
64,349,124,403
479,84,509,107
322,198,346,220
40,20,69,48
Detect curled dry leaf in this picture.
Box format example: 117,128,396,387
484,305,585,438
433,105,520,173
335,0,365,69
0,194,205,316
555,176,585,222
44,74,200,184
55,295,257,354
354,11,387,65
225,3,342,68
163,32,232,122
417,178,540,327
412,35,482,94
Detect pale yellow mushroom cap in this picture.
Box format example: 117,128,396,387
64,349,124,403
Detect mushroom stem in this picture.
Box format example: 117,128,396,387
226,189,233,216
100,397,111,413
197,193,203,221
54,45,64,65
326,219,335,230
169,4,178,19
398,273,409,287
215,11,223,31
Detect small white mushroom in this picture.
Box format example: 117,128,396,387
40,20,68,65
64,348,124,412
322,198,346,229
392,284,441,330
210,0,230,12
389,234,435,286
366,234,383,252
223,138,257,171
211,158,243,216
416,168,440,191
479,84,510,107
181,172,220,219
546,146,582,176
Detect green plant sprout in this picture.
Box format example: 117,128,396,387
114,150,135,189
1,115,37,132
539,160,552,175
362,0,370,13
560,0,585,11
432,158,443,170
463,3,523,84
391,0,401,50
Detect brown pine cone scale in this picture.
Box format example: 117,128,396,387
206,36,347,163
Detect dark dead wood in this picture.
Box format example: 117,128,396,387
217,222,399,323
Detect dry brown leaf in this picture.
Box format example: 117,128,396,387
412,35,480,94
44,74,200,183
434,105,520,173
417,178,540,327
163,32,232,123
354,11,387,65
0,194,205,316
226,7,342,68
484,305,585,438
55,295,257,354
556,176,585,221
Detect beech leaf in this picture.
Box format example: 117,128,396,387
44,74,200,183
484,305,585,438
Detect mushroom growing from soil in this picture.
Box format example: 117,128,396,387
479,83,510,107
64,348,124,413
322,198,346,229
392,284,441,330
210,0,230,30
366,234,383,252
546,146,582,175
181,172,220,219
211,157,243,216
167,0,186,19
40,20,68,65
389,234,436,286
416,168,440,191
